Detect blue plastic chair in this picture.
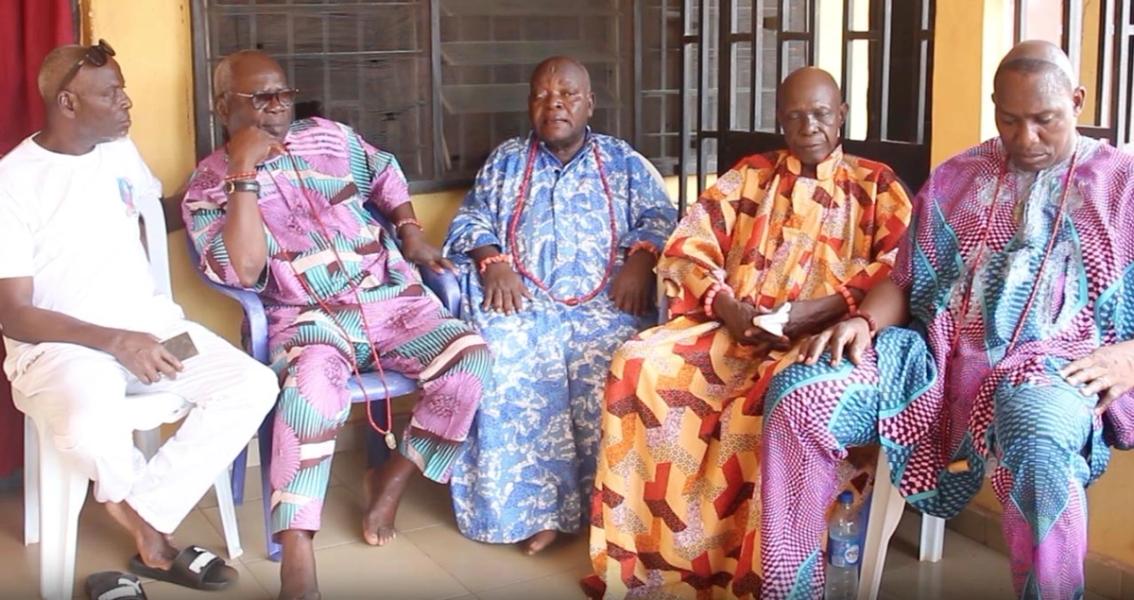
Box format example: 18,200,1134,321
186,204,461,561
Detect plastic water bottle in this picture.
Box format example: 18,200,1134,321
824,491,861,600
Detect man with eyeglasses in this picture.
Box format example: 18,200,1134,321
182,49,489,599
0,42,279,596
586,66,913,599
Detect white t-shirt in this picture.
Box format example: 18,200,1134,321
0,135,183,375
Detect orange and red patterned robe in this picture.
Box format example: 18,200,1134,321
586,147,912,599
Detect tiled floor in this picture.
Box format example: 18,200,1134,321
0,449,1114,599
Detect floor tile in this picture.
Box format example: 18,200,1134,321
8,458,1131,600
245,537,469,599
879,513,1016,600
404,525,590,593
135,560,270,600
0,490,42,599
333,446,459,533
475,570,587,600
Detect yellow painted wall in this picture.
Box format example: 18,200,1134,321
81,0,469,344
930,0,1013,166
82,0,1134,569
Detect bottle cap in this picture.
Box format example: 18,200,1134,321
837,491,854,504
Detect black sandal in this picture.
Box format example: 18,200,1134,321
127,546,237,591
85,571,147,600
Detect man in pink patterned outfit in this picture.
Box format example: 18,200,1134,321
183,50,488,599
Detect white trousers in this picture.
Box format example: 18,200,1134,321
10,320,278,534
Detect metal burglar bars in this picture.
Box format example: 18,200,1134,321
1013,0,1134,146
190,0,436,182
678,0,935,215
191,0,682,189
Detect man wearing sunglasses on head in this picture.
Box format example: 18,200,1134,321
0,42,280,598
182,50,489,599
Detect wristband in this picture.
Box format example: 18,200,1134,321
703,282,733,319
837,285,859,316
478,253,513,273
223,179,260,195
628,241,660,257
854,312,879,336
223,170,257,183
394,217,423,234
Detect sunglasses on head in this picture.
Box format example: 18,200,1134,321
57,39,116,95
230,88,300,111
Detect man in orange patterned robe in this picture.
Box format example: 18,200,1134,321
585,67,913,598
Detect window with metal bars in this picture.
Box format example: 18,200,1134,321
1011,0,1134,145
189,0,684,191
677,0,935,214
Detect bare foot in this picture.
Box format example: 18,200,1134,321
362,454,417,546
105,502,177,569
521,530,559,555
279,530,321,600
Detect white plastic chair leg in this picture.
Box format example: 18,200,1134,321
213,469,243,560
35,421,88,600
857,453,907,600
23,417,39,545
919,515,945,562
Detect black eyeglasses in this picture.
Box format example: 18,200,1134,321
57,39,116,95
230,88,300,111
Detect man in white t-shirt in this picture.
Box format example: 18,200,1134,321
0,42,278,594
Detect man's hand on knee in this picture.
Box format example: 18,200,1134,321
1061,340,1134,415
798,317,872,367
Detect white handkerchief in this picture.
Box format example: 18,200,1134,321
751,302,792,337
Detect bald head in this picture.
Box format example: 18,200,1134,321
37,45,88,102
530,56,591,91
994,39,1077,92
213,49,285,98
777,67,846,171
778,67,841,110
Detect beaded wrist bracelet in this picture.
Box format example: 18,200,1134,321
478,253,513,273
855,311,879,335
223,170,257,183
837,285,859,316
628,241,660,257
703,282,733,319
394,217,423,234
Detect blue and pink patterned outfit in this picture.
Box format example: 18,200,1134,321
184,117,488,537
762,136,1134,599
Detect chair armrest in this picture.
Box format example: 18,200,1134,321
419,268,462,319
183,235,271,364
203,281,271,364
361,203,463,319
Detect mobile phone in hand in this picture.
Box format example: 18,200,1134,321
161,332,199,361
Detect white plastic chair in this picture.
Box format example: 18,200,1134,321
857,452,945,600
17,194,243,600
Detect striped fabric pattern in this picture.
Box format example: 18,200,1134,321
183,117,489,535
